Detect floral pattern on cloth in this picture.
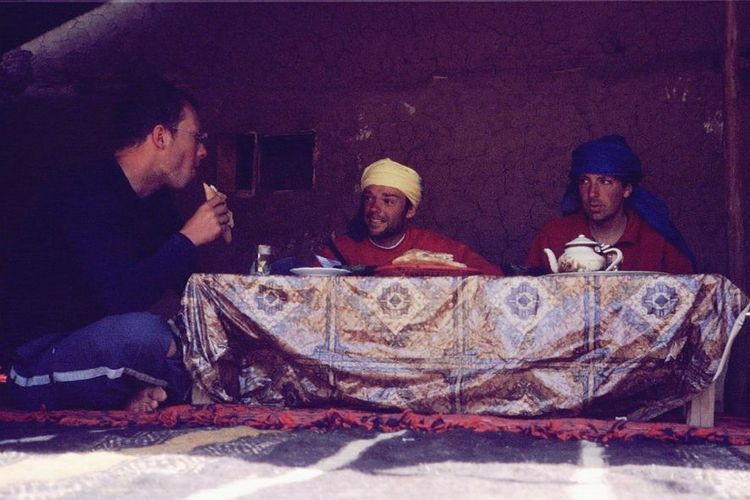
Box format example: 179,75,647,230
178,273,749,421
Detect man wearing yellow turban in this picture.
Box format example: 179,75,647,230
321,158,501,275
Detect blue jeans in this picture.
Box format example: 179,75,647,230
7,312,191,411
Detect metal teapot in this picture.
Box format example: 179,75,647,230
543,234,623,273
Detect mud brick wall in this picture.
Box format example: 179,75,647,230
1,1,748,279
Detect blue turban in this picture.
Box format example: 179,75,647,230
560,135,695,267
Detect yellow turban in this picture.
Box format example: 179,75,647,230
360,158,422,208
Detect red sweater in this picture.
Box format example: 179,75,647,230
525,211,693,274
322,226,502,275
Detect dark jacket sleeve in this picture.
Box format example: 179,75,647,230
58,188,197,314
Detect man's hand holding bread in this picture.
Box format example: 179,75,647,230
179,183,234,246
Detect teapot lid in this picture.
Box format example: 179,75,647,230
564,234,599,247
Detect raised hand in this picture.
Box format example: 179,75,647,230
179,195,231,246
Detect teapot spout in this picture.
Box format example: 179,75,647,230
543,248,559,273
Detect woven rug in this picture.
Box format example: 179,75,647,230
2,404,750,445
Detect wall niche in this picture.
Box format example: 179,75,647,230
216,131,316,196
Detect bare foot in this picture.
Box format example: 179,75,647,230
125,386,168,413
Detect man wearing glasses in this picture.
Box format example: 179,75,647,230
1,77,230,412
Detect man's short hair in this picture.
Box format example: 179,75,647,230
113,76,199,150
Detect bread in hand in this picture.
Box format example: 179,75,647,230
202,182,234,244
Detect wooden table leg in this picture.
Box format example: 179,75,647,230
686,383,715,427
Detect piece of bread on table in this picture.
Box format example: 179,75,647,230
391,249,467,268
202,182,234,244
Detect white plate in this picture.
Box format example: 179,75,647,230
290,267,351,277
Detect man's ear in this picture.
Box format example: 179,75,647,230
623,183,633,199
152,125,170,149
405,205,417,219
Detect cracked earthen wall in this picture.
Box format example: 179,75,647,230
186,2,742,277
1,2,747,279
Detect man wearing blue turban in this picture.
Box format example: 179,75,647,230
525,135,694,273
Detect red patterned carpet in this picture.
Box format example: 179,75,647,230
2,404,750,445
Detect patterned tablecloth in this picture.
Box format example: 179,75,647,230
178,273,749,420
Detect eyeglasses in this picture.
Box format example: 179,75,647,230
170,128,208,144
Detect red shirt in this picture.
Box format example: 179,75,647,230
525,211,694,274
322,226,503,275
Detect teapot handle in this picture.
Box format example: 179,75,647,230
600,246,623,271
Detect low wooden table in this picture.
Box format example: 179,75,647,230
687,383,717,427
180,273,749,426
